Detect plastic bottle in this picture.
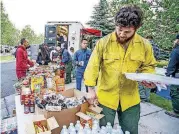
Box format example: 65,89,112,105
77,127,84,134
86,129,92,134
75,120,82,133
68,123,75,133
111,129,117,134
92,125,98,134
84,123,91,133
93,120,100,132
125,131,130,134
100,126,107,134
61,125,68,134
116,125,123,134
70,127,76,134
106,122,112,133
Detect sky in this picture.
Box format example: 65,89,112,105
3,0,99,34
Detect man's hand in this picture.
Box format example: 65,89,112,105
87,87,97,105
140,81,156,88
32,60,36,64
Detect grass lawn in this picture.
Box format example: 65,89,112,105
0,55,14,62
150,93,173,111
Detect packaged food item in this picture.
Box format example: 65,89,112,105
31,76,44,92
34,121,48,134
13,82,22,94
54,68,65,92
21,87,31,105
35,93,86,111
55,77,65,93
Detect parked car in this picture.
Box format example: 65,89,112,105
11,46,18,56
1,45,11,53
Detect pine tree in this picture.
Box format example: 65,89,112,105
87,0,115,36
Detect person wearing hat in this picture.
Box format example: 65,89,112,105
165,34,179,118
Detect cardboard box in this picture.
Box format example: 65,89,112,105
26,115,59,134
76,103,105,128
37,88,87,134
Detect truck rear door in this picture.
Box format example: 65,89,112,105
44,25,57,47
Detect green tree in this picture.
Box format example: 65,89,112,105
34,34,44,44
87,0,115,36
150,0,179,50
20,25,36,44
1,1,20,46
20,25,44,44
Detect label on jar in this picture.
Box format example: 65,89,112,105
24,106,29,114
30,106,35,113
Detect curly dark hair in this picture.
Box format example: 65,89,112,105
115,5,143,28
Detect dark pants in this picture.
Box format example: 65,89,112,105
65,61,72,84
170,85,179,113
99,103,140,134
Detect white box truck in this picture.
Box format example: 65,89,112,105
44,21,84,52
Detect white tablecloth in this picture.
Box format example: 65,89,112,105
15,95,45,134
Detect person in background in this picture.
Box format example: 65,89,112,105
146,35,160,60
165,34,179,118
74,39,91,92
139,35,160,102
84,5,156,134
16,38,34,80
36,44,50,65
50,45,61,63
61,43,72,84
57,33,64,45
70,47,76,79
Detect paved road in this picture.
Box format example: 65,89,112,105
1,61,17,98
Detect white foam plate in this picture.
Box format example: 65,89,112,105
125,73,179,85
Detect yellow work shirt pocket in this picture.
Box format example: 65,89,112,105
98,53,120,91
127,51,145,72
102,53,120,70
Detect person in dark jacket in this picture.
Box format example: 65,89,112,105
165,34,179,118
16,38,34,80
36,44,50,65
61,43,72,84
146,35,160,60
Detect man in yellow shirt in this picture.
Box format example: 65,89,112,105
84,5,157,134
